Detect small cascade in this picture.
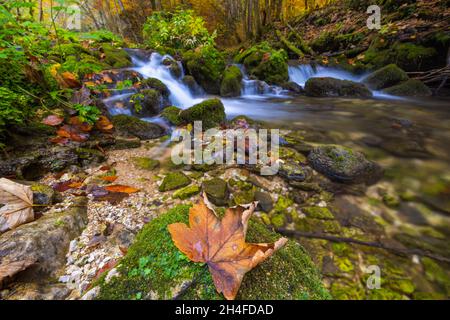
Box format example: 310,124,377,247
236,64,284,97
288,64,364,86
132,52,203,109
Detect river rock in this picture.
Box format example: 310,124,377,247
307,145,383,185
179,98,226,130
363,64,409,90
159,172,191,192
182,76,203,96
254,191,274,212
111,114,166,140
220,65,243,97
383,79,432,97
202,178,229,206
304,77,372,98
0,197,88,288
282,81,305,94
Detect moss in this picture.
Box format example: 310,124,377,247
159,172,191,192
295,217,342,234
231,189,255,206
280,147,307,163
302,207,335,220
132,157,159,171
363,64,409,90
112,114,166,140
202,178,228,206
421,257,450,295
172,185,201,200
368,288,405,300
382,193,400,208
388,279,415,295
142,78,169,97
304,77,372,98
270,213,286,228
100,43,132,68
220,65,243,97
179,98,226,130
273,196,294,213
334,256,354,273
383,79,432,97
96,205,330,300
330,279,365,300
161,106,183,125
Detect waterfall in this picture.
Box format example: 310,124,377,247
288,64,365,86
132,52,203,109
235,64,284,97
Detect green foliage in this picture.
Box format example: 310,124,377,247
143,9,216,51
72,104,101,125
0,87,30,135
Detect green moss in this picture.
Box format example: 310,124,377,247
421,257,450,294
202,178,228,206
368,288,405,300
270,213,286,228
382,193,400,208
220,65,243,97
179,98,226,130
142,77,169,97
363,64,409,90
96,205,330,300
302,207,335,220
383,79,432,97
231,189,255,206
330,279,365,300
159,172,191,192
172,185,201,200
280,147,307,163
132,157,159,171
100,44,132,68
161,106,183,125
334,256,354,273
295,217,342,234
273,196,294,213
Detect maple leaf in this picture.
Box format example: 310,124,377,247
168,195,287,300
0,178,34,233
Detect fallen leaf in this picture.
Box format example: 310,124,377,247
104,185,139,194
61,71,81,88
100,176,118,183
53,180,82,192
56,125,89,142
69,116,93,132
0,259,36,288
168,195,287,300
0,178,34,233
95,116,114,133
42,114,64,126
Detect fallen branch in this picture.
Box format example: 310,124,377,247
276,228,450,264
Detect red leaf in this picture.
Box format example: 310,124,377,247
42,115,64,126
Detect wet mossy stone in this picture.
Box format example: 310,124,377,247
179,98,226,130
231,189,255,206
304,77,372,98
132,157,159,171
94,205,330,300
307,145,383,185
220,65,243,97
111,136,141,150
162,58,182,78
112,115,166,140
182,75,202,95
161,106,183,126
302,207,335,220
141,78,170,97
131,89,163,117
254,191,274,213
172,185,201,200
100,44,132,69
383,79,432,97
279,160,310,182
159,172,191,192
363,64,409,90
202,178,229,206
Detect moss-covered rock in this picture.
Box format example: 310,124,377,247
100,44,132,68
161,106,183,126
179,98,226,130
202,178,229,206
159,172,191,192
182,75,202,95
131,89,163,117
141,77,170,97
235,42,289,85
383,79,432,97
172,185,201,200
132,157,159,171
220,65,243,97
231,189,256,206
112,115,166,140
307,145,383,185
304,77,372,98
95,205,330,300
302,207,335,220
162,57,182,78
182,46,226,94
363,64,409,90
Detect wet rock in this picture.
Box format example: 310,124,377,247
304,77,372,98
179,98,226,130
109,136,141,150
302,206,335,220
220,65,243,97
75,148,106,166
363,64,409,90
112,114,166,140
231,189,255,206
172,185,201,200
0,197,88,287
130,89,164,117
254,191,273,212
182,76,203,95
282,81,304,94
162,58,182,78
202,178,229,206
132,157,159,171
308,145,383,185
159,172,191,192
29,182,58,209
3,282,71,300
100,44,132,69
141,77,170,98
383,79,432,97
279,160,310,182
161,106,183,126
125,48,153,62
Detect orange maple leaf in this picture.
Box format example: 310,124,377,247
104,185,139,194
168,195,287,300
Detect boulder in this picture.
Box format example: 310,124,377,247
220,65,243,97
94,205,330,300
182,75,203,95
141,77,170,98
383,79,432,97
159,172,191,192
179,98,226,130
304,77,372,98
282,81,305,94
131,89,163,117
99,44,132,69
162,58,182,78
111,115,166,140
202,178,229,206
161,106,183,126
307,145,383,185
363,64,409,90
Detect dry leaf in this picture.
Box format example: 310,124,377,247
42,114,64,126
104,185,139,194
95,116,114,133
69,116,93,132
100,176,118,182
168,195,287,300
0,178,34,233
0,259,36,288
61,71,81,88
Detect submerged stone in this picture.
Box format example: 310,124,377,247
383,79,432,97
304,77,372,98
132,157,159,171
112,114,166,140
363,64,409,90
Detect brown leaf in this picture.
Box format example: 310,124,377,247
100,176,118,183
52,180,82,192
56,125,89,142
95,116,114,133
104,185,139,194
69,116,93,132
61,71,81,88
42,114,64,126
0,178,34,233
168,195,287,300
